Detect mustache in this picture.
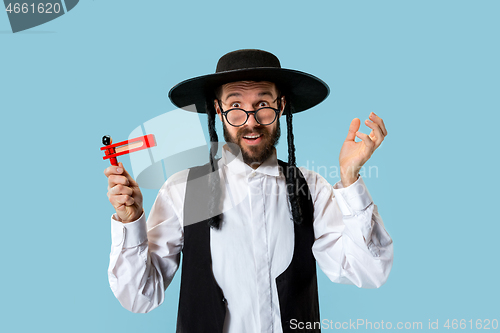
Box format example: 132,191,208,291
236,127,268,140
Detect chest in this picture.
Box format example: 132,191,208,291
213,173,295,273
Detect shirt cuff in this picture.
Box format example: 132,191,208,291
332,177,373,216
110,212,147,248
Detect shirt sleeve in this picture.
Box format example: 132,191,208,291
107,172,186,313
303,169,393,289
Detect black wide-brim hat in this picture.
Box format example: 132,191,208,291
168,49,330,114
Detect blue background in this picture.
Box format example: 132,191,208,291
1,1,499,332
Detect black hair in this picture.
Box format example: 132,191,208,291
206,97,224,229
283,99,304,225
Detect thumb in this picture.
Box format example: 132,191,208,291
345,118,361,142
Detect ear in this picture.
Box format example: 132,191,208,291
279,96,286,117
214,99,223,122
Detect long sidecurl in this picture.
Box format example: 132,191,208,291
206,99,223,229
285,101,304,225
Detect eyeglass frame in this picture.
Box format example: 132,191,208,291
216,97,283,127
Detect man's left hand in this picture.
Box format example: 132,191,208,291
339,112,388,187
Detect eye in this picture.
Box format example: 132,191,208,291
258,101,269,107
230,102,241,108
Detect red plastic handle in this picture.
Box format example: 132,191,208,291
101,134,156,165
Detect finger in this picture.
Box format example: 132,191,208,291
355,131,375,150
345,118,361,142
364,119,384,147
115,204,126,211
111,194,135,208
108,175,130,188
369,112,388,136
104,164,125,178
110,184,134,197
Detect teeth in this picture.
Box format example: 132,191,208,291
244,134,262,139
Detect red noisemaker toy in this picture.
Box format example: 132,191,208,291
101,134,157,166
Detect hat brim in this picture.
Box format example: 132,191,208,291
168,67,329,114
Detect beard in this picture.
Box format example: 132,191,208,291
223,118,281,167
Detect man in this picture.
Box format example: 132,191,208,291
105,49,393,333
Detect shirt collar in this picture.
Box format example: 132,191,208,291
221,145,280,177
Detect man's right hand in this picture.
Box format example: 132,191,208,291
104,162,144,223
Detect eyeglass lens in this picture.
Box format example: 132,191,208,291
226,108,277,126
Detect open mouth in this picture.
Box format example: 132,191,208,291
242,133,263,144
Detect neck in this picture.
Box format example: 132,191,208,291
247,161,262,170
222,144,273,170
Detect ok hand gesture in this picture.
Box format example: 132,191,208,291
339,112,388,187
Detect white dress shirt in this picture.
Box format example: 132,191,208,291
108,146,393,333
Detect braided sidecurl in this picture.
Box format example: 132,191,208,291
285,100,304,225
206,98,223,229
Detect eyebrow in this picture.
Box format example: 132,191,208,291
224,91,275,102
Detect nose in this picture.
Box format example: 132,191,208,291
245,111,260,127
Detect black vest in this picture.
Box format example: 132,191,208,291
176,160,320,333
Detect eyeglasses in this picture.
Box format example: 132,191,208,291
217,99,281,127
